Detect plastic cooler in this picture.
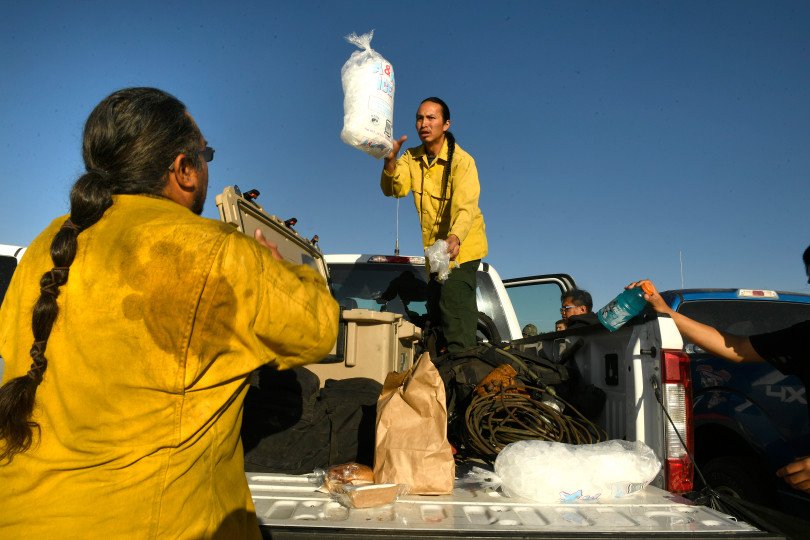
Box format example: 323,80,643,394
215,185,328,278
307,308,422,386
216,185,421,386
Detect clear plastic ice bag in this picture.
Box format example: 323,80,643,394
340,30,395,159
493,440,661,503
425,239,451,282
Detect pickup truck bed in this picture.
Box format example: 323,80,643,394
247,472,774,539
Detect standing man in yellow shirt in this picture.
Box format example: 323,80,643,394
381,97,488,352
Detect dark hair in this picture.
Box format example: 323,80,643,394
562,289,593,311
421,97,450,122
421,97,455,196
803,245,810,267
0,87,202,462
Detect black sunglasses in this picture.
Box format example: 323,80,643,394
199,146,215,163
168,146,215,171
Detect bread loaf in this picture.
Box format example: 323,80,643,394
326,463,374,486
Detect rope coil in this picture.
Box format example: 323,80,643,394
464,385,607,458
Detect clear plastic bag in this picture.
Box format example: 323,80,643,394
328,483,409,509
466,440,661,503
313,464,408,508
340,30,395,159
425,239,451,282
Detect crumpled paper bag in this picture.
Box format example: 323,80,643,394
373,352,454,494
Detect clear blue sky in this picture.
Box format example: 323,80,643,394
1,1,808,308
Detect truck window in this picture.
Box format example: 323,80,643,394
505,281,566,334
327,262,513,340
328,262,429,320
678,299,810,337
0,255,17,307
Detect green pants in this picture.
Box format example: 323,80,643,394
427,260,479,353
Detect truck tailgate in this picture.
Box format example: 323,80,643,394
247,472,775,539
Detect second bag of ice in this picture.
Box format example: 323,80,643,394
340,30,395,159
495,440,661,502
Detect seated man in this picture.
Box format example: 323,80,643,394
560,289,599,328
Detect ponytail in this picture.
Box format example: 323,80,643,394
0,168,114,462
442,131,456,192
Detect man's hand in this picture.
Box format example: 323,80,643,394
778,457,810,494
254,229,283,261
446,234,461,260
626,279,671,315
383,135,408,173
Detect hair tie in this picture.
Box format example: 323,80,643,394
87,167,111,182
40,267,69,297
61,219,81,233
27,341,48,383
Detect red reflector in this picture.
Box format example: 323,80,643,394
752,290,764,296
666,458,694,493
663,350,689,384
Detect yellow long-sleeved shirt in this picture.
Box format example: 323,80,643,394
380,139,488,265
0,194,338,539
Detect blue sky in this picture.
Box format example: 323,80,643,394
1,1,808,308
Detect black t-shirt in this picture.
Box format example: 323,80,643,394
749,320,810,380
750,320,810,418
566,311,600,329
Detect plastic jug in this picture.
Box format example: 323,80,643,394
597,283,655,332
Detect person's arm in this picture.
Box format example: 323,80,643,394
446,156,479,260
193,232,339,379
380,136,412,198
628,279,763,363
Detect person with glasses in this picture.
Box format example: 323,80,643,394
0,88,338,538
560,288,599,329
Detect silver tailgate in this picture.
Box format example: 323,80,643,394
247,472,769,537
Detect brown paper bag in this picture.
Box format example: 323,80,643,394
373,352,455,494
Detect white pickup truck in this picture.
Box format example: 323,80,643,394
217,186,775,538
0,207,773,538
240,253,770,539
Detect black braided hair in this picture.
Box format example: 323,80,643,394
0,87,203,462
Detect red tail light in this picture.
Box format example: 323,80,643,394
662,349,694,493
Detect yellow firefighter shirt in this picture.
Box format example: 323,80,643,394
380,139,488,265
0,195,339,539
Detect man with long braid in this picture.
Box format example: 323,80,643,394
0,88,338,538
381,97,488,353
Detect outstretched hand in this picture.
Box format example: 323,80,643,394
387,135,407,160
254,229,283,261
625,279,670,314
383,135,408,172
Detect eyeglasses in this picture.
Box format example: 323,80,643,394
560,305,577,314
169,146,215,171
199,146,215,162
